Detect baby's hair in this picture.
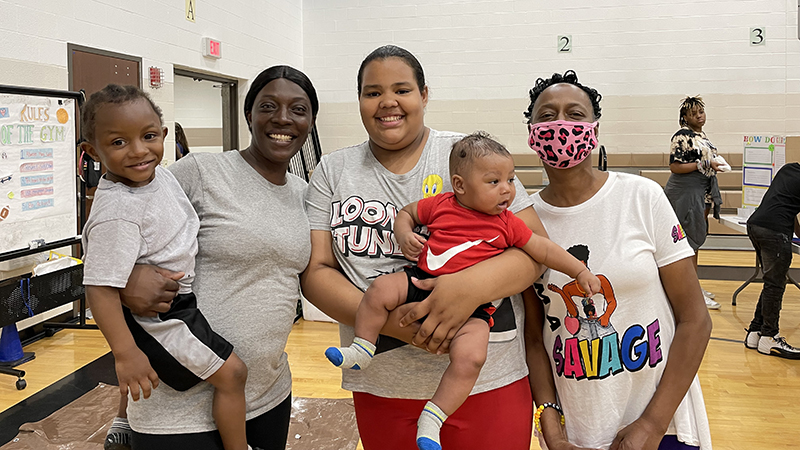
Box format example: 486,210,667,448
524,70,602,123
449,131,512,177
357,45,426,94
678,96,704,127
81,84,163,143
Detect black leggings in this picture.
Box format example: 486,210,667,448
131,393,291,450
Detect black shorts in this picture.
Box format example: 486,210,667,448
402,265,496,326
122,292,233,392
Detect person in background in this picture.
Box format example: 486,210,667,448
744,162,800,359
523,70,712,450
175,122,190,160
663,96,723,310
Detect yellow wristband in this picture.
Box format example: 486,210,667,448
533,402,565,434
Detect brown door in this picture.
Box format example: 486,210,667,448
68,45,142,226
70,47,141,96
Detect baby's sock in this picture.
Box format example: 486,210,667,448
416,401,448,450
324,337,375,370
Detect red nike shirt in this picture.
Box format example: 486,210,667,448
415,192,533,276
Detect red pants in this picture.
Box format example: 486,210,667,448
353,377,533,450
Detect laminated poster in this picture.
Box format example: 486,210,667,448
0,93,78,255
741,135,785,208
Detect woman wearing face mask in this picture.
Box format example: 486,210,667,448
663,96,723,309
303,45,545,450
522,71,713,450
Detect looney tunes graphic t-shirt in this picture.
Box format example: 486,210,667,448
531,172,711,450
305,129,533,399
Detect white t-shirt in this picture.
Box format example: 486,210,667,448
531,172,712,450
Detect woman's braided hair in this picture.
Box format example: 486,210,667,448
679,96,704,127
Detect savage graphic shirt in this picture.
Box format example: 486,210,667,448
532,172,712,450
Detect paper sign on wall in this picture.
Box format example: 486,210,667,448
741,135,785,208
0,93,78,254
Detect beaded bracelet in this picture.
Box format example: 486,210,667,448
533,402,565,434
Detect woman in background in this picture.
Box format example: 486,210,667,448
175,122,190,160
663,96,722,309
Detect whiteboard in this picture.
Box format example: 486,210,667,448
0,86,80,256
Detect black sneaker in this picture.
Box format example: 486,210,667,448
757,335,800,359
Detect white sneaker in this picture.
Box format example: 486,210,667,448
704,295,721,310
757,335,800,359
744,330,760,349
702,289,715,299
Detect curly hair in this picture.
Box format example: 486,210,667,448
678,96,704,127
449,130,511,177
81,84,163,143
523,70,602,123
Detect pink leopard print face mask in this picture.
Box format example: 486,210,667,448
528,120,598,169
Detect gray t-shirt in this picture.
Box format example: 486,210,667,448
305,129,533,399
126,151,311,434
82,166,198,294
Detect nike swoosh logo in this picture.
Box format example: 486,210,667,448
426,236,499,271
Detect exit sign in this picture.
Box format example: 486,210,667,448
203,38,222,59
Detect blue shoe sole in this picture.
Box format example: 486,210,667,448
416,437,441,450
324,347,344,367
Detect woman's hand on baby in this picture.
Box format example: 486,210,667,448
114,346,159,401
398,232,427,262
399,274,474,354
120,265,183,317
381,303,422,345
576,270,601,297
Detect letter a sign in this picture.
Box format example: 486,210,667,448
186,0,196,22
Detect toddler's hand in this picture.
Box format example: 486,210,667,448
576,270,601,297
115,346,159,401
399,232,427,262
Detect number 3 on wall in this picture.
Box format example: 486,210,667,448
750,27,766,46
558,35,572,53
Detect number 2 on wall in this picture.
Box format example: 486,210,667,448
558,35,572,53
750,27,765,46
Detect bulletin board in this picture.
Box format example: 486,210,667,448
0,85,82,258
741,135,785,208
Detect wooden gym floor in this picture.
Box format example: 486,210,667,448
1,250,798,450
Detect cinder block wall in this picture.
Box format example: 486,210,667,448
303,0,800,158
0,0,305,162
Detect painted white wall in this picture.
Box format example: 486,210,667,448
175,77,224,129
0,0,304,161
303,0,800,156
174,76,224,153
